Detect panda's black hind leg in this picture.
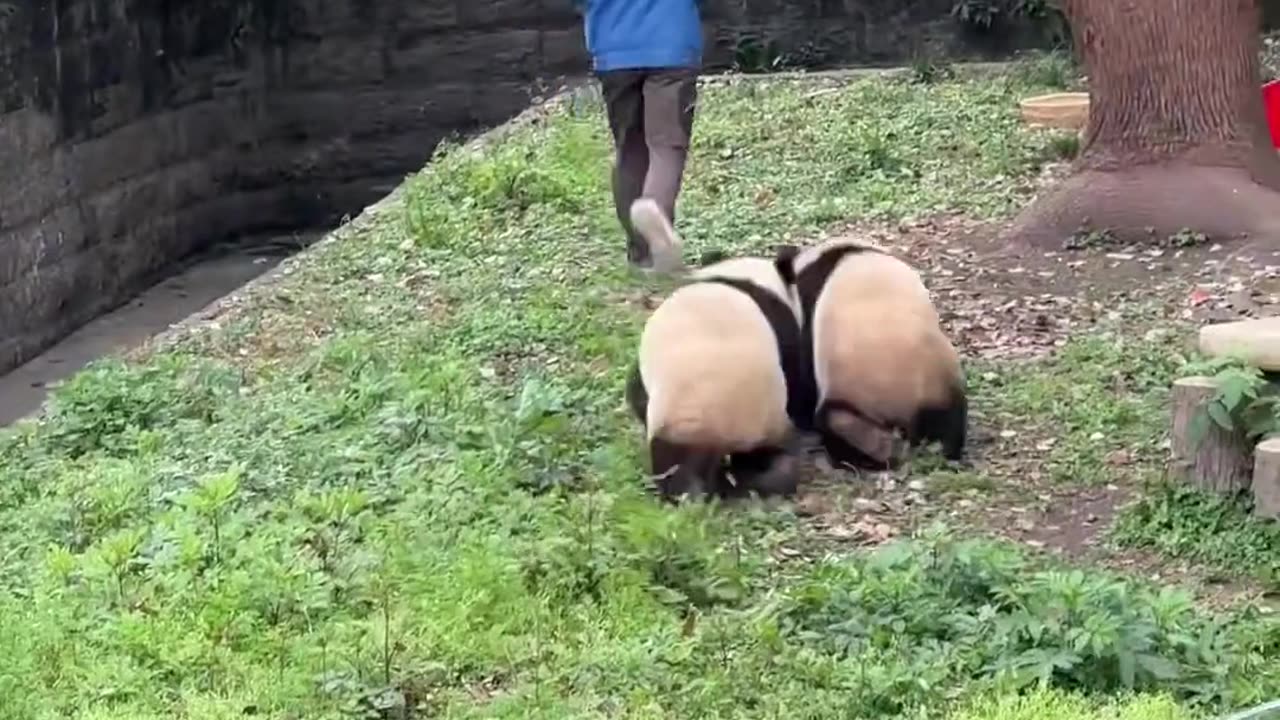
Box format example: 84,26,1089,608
726,446,799,499
818,428,890,471
625,363,648,427
649,437,724,503
911,386,968,461
815,401,899,471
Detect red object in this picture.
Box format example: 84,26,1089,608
1265,80,1280,149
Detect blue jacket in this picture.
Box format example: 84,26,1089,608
578,0,704,72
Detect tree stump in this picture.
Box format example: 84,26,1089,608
1170,376,1253,495
1253,437,1280,519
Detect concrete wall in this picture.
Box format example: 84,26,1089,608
0,0,1034,375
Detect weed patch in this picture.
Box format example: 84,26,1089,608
939,688,1190,720
1006,51,1081,90
784,528,1280,712
1113,481,1280,590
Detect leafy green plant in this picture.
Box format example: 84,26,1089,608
951,0,1060,28
732,36,788,74
1047,131,1081,160
1181,356,1280,447
940,687,1190,720
784,527,1280,709
39,355,242,457
953,0,1071,47
953,0,1003,29
1006,51,1080,90
1167,228,1210,248
1063,225,1119,250
909,57,958,85
1011,0,1073,48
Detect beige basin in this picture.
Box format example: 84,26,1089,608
1020,92,1090,131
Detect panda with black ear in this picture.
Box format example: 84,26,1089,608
774,237,968,469
623,199,814,501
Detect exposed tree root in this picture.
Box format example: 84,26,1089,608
1007,163,1280,251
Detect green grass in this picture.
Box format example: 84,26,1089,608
972,332,1184,486
1112,481,1280,591
1004,51,1082,91
940,688,1191,720
3,69,1279,718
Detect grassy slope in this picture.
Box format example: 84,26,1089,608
1,68,1278,718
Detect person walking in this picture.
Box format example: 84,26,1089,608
578,0,703,268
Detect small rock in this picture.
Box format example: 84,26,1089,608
907,479,928,492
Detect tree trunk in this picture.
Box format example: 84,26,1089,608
1010,0,1280,249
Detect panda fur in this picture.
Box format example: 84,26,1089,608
624,199,812,501
776,237,967,468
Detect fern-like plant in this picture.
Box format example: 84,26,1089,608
1183,356,1280,449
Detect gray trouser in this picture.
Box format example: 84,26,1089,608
597,67,699,264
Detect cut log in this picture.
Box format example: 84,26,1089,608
1253,436,1280,518
1199,317,1280,371
1170,376,1253,495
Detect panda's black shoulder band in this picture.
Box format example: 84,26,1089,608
694,276,817,429
792,244,879,318
773,244,801,286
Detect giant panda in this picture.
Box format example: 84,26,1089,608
623,199,814,501
774,237,967,469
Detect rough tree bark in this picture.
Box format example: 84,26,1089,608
1010,0,1280,249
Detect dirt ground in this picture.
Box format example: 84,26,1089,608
778,164,1280,608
